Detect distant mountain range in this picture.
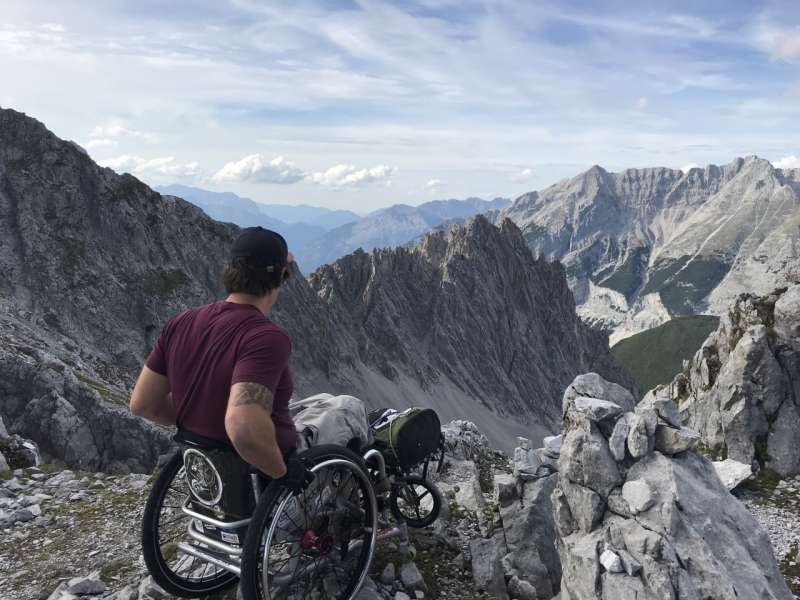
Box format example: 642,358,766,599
297,197,510,270
156,184,361,229
0,106,633,469
157,184,509,273
498,157,800,343
154,184,359,251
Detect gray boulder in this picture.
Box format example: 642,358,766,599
399,561,426,592
67,577,106,595
562,373,636,417
626,413,651,459
470,533,509,599
620,479,655,514
543,434,563,457
500,473,561,598
572,397,624,422
654,424,700,455
712,459,753,491
559,420,621,498
608,416,629,462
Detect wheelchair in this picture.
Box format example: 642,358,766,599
141,429,445,600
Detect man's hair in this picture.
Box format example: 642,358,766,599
222,257,284,296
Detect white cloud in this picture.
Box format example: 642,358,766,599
426,178,443,189
40,23,66,33
511,168,534,183
753,23,800,61
211,154,305,184
88,125,155,141
307,164,395,187
773,155,800,169
681,163,699,172
99,155,201,178
85,138,117,149
635,96,648,110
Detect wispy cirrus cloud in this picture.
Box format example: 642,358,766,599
753,22,800,61
85,124,156,150
2,0,800,209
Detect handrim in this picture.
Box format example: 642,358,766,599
260,458,377,600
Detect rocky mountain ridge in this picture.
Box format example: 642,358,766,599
296,197,510,271
0,106,633,469
499,157,800,343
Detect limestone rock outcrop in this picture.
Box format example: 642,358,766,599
553,373,792,599
663,284,800,476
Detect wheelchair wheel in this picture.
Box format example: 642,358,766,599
141,451,238,597
389,476,443,528
240,445,378,600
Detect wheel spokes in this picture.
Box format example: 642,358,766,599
261,461,374,600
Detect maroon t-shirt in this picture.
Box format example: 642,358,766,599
145,300,297,452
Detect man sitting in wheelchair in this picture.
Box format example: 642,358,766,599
129,227,442,600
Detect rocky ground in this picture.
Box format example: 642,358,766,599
0,466,153,600
738,473,800,598
0,426,505,600
3,417,800,599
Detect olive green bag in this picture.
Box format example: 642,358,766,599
370,407,441,470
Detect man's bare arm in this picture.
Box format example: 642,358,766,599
225,382,287,479
130,366,176,426
232,382,274,410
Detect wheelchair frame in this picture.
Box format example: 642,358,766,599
172,447,409,578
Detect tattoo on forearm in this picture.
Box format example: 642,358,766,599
234,383,274,411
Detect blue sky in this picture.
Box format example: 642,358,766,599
1,0,799,211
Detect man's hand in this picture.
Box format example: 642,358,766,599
279,453,314,494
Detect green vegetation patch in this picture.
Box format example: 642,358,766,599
696,442,727,462
641,256,689,296
740,467,783,498
642,255,730,316
100,557,135,582
60,238,87,272
780,545,800,597
142,268,190,298
598,247,649,300
75,373,129,406
611,315,720,393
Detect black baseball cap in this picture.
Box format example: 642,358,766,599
231,227,288,269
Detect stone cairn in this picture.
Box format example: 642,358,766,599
552,373,792,600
